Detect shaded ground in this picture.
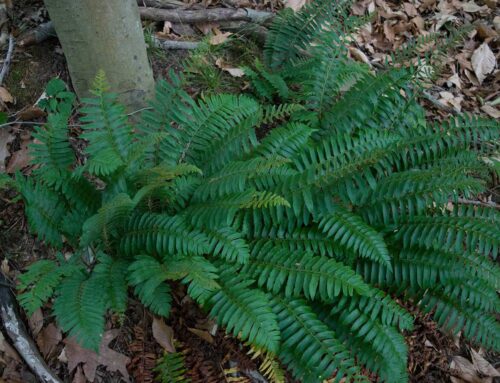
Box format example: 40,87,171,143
0,0,499,382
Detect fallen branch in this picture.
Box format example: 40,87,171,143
154,37,200,49
136,0,185,8
0,272,63,383
456,198,499,209
422,91,458,115
0,34,15,85
139,6,274,24
18,22,56,47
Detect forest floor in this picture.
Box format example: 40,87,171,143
0,0,499,382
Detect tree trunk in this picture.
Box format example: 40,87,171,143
43,0,155,109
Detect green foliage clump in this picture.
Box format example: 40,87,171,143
9,1,500,381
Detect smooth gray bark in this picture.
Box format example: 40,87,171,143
44,0,155,109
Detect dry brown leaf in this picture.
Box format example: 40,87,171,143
471,43,496,84
470,349,500,377
6,133,32,174
481,104,500,118
0,332,21,362
187,327,214,344
64,330,130,383
383,21,396,42
36,323,62,358
0,127,14,173
17,106,45,121
476,23,497,40
0,87,13,103
450,356,483,383
439,91,463,111
72,366,87,383
411,16,425,31
403,2,419,17
284,0,307,11
197,22,219,35
209,29,232,45
152,317,176,353
459,1,488,12
352,0,369,15
434,13,458,31
28,309,44,337
1,258,9,274
215,58,245,77
162,21,172,35
494,16,500,31
420,0,437,11
348,47,372,66
447,72,462,89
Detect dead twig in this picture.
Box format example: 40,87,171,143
0,34,14,85
0,272,63,383
139,7,274,24
456,198,499,209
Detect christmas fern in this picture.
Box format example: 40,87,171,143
9,0,500,381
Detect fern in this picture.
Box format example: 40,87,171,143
242,241,371,300
79,71,133,176
155,352,190,383
208,271,281,353
53,270,107,351
11,2,500,381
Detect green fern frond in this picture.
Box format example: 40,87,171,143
393,205,500,258
17,259,79,315
319,308,408,383
264,0,354,69
204,226,250,264
120,213,210,256
80,73,133,176
247,347,285,383
197,116,259,174
174,94,260,166
324,301,409,382
54,270,107,351
261,103,304,124
128,256,174,317
270,296,364,383
193,157,287,201
16,176,68,247
244,59,290,100
30,113,74,184
241,191,290,209
419,289,500,351
93,253,129,315
207,272,280,353
254,123,313,159
360,166,486,225
81,193,136,247
318,205,391,268
155,352,190,383
243,241,370,300
332,289,414,331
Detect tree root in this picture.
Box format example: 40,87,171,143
0,272,62,383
